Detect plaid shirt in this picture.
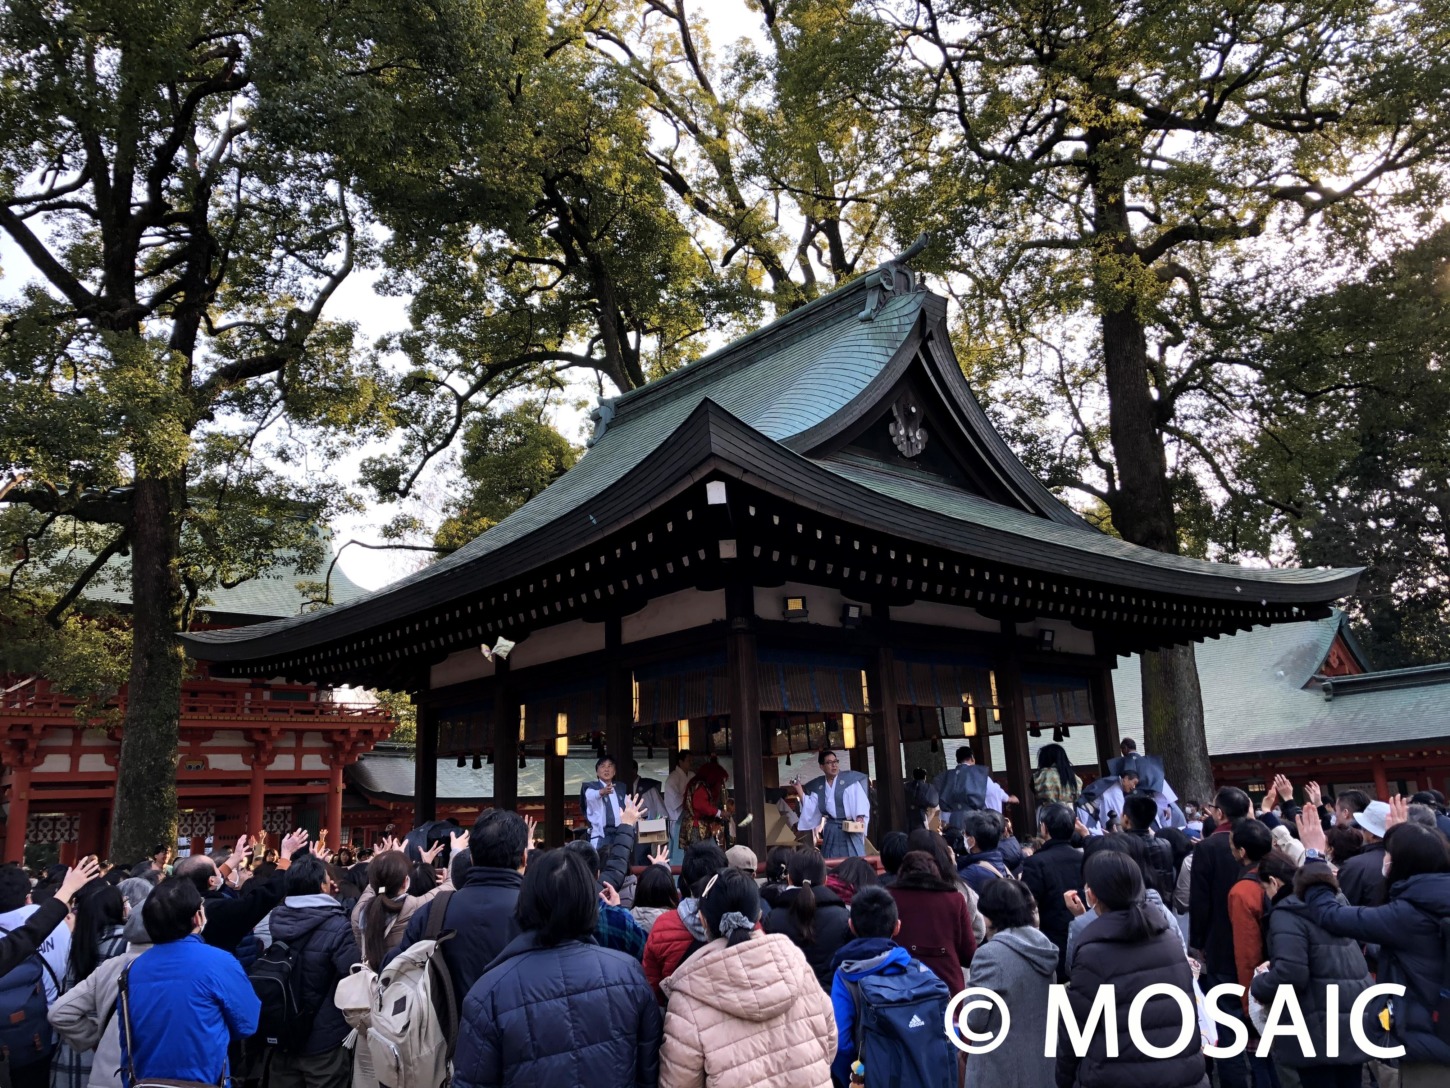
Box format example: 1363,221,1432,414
596,903,647,959
51,926,128,1088
1032,767,1083,807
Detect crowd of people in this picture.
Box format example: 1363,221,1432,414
0,751,1448,1088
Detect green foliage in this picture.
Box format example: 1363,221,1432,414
1242,228,1450,667
435,403,580,551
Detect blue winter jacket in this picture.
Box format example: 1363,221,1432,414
959,849,1012,894
827,936,915,1086
119,935,260,1085
452,931,662,1088
1303,870,1450,1064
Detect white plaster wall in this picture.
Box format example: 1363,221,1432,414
270,754,296,771
78,754,113,772
200,730,246,748
891,600,1000,632
431,647,497,689
1016,621,1096,656
622,588,726,643
507,618,607,670
300,753,329,771
753,582,869,628
205,754,250,772
34,753,70,773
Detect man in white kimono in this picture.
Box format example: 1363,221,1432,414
791,749,871,858
580,755,626,849
662,749,693,863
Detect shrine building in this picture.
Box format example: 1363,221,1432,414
2,542,396,864
182,253,1362,854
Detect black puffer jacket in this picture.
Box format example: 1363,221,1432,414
394,865,523,1003
1304,870,1450,1064
1056,908,1208,1088
1250,866,1374,1068
452,932,661,1088
762,884,851,991
265,897,359,1055
1336,842,1387,908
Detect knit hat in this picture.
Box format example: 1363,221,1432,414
725,845,758,876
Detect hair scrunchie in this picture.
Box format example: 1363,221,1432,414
717,910,755,938
801,878,812,888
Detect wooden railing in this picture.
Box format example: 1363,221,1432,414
2,678,391,722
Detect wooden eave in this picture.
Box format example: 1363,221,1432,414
182,400,1361,688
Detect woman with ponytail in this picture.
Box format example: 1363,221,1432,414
1057,852,1208,1088
350,831,465,970
763,847,850,989
660,867,836,1088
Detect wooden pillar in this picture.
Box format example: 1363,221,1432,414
995,624,1037,833
726,582,766,857
325,761,344,848
415,695,439,825
866,629,906,839
492,659,519,811
605,617,634,773
4,765,29,864
248,767,267,838
1372,755,1389,800
544,747,566,848
1090,668,1121,780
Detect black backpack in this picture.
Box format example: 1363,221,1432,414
247,940,315,1051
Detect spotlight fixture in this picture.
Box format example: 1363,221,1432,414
840,602,864,628
782,595,809,621
1037,628,1056,652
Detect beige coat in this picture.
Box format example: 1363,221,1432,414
349,875,452,966
659,931,835,1088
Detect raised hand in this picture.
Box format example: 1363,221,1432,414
599,882,621,907
523,816,538,846
648,845,670,867
280,828,309,860
1386,795,1410,831
1296,810,1327,854
450,829,471,857
1275,774,1294,802
1305,781,1323,809
1260,789,1277,815
57,856,102,904
1063,889,1087,918
420,840,445,865
621,795,643,827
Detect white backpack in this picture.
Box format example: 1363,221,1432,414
336,890,458,1088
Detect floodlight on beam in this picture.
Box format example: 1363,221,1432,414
782,595,809,621
1037,628,1056,652
840,603,864,628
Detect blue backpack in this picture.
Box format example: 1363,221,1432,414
847,961,955,1088
0,933,56,1070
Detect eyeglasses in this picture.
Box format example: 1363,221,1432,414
823,758,840,766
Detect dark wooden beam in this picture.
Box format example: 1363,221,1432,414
544,747,565,848
415,690,439,824
726,581,766,857
605,616,634,773
866,605,906,838
491,657,519,811
994,623,1037,834
1090,666,1121,780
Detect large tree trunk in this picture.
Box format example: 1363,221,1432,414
110,474,186,863
1092,166,1216,801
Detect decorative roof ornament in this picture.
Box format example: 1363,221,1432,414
859,233,930,322
587,397,616,448
889,389,927,457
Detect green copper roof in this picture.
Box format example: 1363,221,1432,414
1115,614,1450,755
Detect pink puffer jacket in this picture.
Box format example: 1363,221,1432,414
658,930,836,1088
